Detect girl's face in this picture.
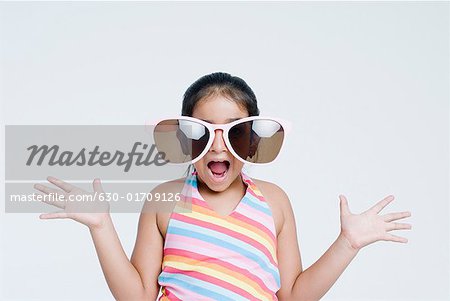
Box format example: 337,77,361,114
192,94,248,192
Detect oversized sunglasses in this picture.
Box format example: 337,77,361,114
152,116,291,165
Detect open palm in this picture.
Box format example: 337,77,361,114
34,176,110,230
339,195,412,251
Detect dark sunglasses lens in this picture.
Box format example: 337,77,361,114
228,119,284,163
153,119,209,163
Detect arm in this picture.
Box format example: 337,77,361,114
90,208,163,301
280,226,358,300
89,178,183,300
36,177,164,300
275,191,358,301
275,191,411,301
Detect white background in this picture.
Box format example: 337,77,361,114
1,2,449,300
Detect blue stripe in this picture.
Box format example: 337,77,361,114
158,272,247,301
165,172,281,290
241,195,272,216
245,189,269,208
186,176,196,187
168,221,280,284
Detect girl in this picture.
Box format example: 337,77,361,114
35,72,412,301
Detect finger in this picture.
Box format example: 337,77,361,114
385,222,412,231
92,178,104,193
366,195,395,215
339,195,351,216
34,183,64,196
33,192,66,209
47,176,75,193
39,210,68,220
382,211,411,222
382,233,408,243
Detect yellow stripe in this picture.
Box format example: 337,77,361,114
249,183,264,197
183,204,277,259
164,258,272,300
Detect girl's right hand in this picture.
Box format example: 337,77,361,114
34,176,111,230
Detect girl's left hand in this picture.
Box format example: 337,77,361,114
338,195,412,251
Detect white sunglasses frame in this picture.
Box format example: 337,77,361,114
151,116,292,166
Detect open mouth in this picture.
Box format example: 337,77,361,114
207,160,230,179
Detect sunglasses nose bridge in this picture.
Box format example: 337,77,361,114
209,128,228,153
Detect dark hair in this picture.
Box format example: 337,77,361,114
182,72,260,117
182,72,259,175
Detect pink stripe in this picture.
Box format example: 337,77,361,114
184,195,275,243
163,265,263,300
164,234,279,291
241,196,273,220
177,195,202,207
165,248,274,296
245,183,266,202
233,203,276,241
159,172,281,299
172,212,277,267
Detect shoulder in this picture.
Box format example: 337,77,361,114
142,177,187,235
252,178,290,201
251,177,291,237
142,177,186,211
151,177,186,194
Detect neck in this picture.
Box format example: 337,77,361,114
197,173,246,199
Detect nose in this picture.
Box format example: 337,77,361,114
209,129,228,153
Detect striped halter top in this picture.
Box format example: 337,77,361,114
157,171,281,301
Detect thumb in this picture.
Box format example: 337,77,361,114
93,178,104,193
339,194,351,216
40,210,68,220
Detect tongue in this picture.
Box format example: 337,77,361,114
209,162,228,174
